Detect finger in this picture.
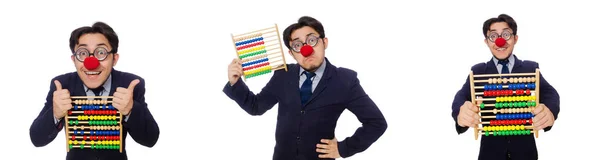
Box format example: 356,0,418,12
464,109,475,117
113,92,125,101
466,104,479,112
532,106,544,115
54,80,62,91
533,111,546,125
316,148,329,154
320,139,330,144
316,144,329,149
319,154,332,158
57,92,71,100
116,87,128,93
534,115,549,131
128,79,140,90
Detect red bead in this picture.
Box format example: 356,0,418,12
113,110,117,115
526,89,531,95
490,120,495,125
483,91,488,96
69,110,72,115
72,135,75,140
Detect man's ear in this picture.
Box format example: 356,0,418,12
513,35,518,45
323,37,328,49
112,53,119,66
71,55,75,62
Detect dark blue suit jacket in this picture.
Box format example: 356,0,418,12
29,69,160,160
451,55,560,160
223,58,387,160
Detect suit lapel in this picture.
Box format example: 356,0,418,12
109,70,119,96
73,73,87,96
302,59,334,108
511,55,524,73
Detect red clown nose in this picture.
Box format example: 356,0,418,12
83,57,100,70
495,37,506,47
300,45,313,57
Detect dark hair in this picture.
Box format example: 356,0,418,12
282,16,325,49
69,22,119,54
483,14,517,38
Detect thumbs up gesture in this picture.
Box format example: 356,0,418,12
53,80,72,119
113,79,140,116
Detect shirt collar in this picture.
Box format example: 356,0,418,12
299,59,327,78
493,54,515,66
83,74,112,93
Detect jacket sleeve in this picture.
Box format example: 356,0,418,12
29,78,64,147
124,78,160,147
337,72,387,158
536,65,560,132
222,73,280,116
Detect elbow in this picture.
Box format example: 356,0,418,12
29,129,49,147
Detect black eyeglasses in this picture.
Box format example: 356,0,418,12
73,47,112,62
487,30,513,42
290,34,320,53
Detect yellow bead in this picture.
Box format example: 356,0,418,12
69,140,72,145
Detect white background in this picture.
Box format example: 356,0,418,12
0,0,598,159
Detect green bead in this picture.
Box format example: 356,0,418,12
81,143,84,149
480,103,485,109
69,144,73,149
503,103,507,108
485,131,489,136
75,120,79,125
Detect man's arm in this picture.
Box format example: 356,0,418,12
29,79,63,147
222,72,280,116
124,78,160,147
337,74,387,158
538,71,560,132
452,75,472,134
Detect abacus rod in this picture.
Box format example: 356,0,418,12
67,116,121,119
67,126,120,130
71,96,113,99
478,130,535,134
473,78,536,83
474,91,536,95
481,115,532,119
232,26,276,38
274,23,288,72
474,85,536,89
477,125,534,131
480,119,533,124
479,107,534,113
72,101,113,104
67,121,122,125
70,111,121,114
473,73,537,77
233,33,262,42
67,136,120,139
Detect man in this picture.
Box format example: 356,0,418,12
29,22,160,160
223,16,387,160
451,14,560,160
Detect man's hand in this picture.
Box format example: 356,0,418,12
317,138,341,159
53,80,72,119
228,58,243,86
457,100,480,128
532,103,554,131
113,79,140,116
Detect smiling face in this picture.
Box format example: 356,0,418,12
288,26,328,72
485,22,518,60
71,33,119,89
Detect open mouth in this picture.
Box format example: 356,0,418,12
496,47,507,51
85,71,101,75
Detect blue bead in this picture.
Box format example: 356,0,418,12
531,83,536,89
499,114,504,120
509,84,513,90
484,85,488,90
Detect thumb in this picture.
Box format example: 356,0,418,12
128,79,140,90
54,80,63,91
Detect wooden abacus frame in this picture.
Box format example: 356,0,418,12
469,69,541,140
64,96,123,153
230,24,288,81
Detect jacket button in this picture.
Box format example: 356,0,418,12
300,110,305,114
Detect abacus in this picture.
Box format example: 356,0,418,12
231,24,288,80
64,96,123,152
469,69,540,140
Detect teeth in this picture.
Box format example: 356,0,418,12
497,48,506,51
85,71,100,75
